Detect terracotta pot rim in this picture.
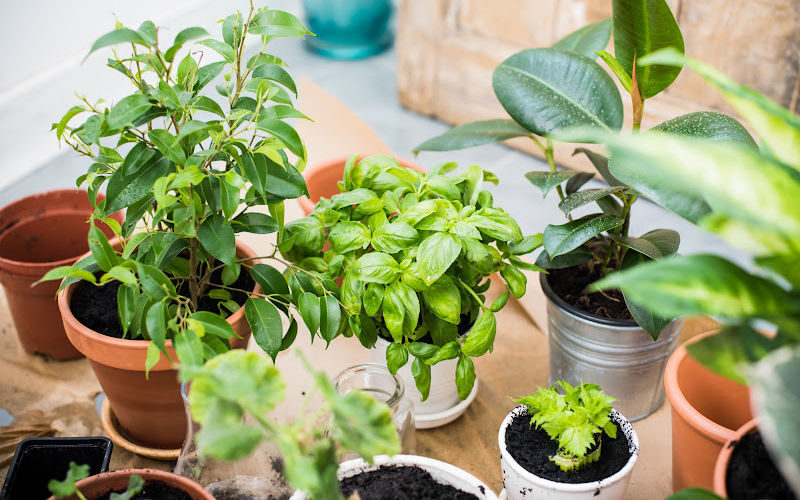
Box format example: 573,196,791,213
58,239,260,369
49,468,213,500
712,418,758,496
298,155,426,214
665,329,741,444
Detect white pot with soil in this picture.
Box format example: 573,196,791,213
498,405,639,500
370,337,479,429
291,454,498,499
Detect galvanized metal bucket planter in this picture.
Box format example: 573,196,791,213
541,274,682,421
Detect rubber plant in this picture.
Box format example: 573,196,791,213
285,154,535,401
515,381,618,472
591,50,800,497
179,350,401,500
414,0,754,338
41,5,342,370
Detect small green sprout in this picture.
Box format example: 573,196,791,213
514,381,617,472
48,462,143,500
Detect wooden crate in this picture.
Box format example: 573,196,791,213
397,0,800,172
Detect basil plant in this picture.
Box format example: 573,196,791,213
592,50,800,496
416,0,751,339
43,7,341,372
287,155,537,400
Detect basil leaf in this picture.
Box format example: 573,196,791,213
421,275,461,324
461,311,497,357
416,232,462,285
411,358,432,401
425,341,461,366
353,253,401,284
456,354,477,400
371,223,419,254
329,221,371,253
363,283,385,317
386,343,408,374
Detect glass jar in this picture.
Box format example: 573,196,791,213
334,363,416,455
174,384,292,500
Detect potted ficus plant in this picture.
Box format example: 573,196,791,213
284,153,535,427
499,381,639,499
414,0,755,421
179,349,496,500
41,7,342,450
591,49,800,498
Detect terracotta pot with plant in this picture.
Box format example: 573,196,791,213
590,51,800,497
43,7,344,449
416,0,755,421
286,154,535,427
0,190,121,360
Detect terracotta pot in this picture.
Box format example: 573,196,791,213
712,419,758,497
58,241,259,449
664,330,753,491
0,189,122,360
298,156,426,215
47,468,213,500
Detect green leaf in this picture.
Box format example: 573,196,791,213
411,358,432,401
612,228,680,259
468,208,523,241
103,266,137,286
298,292,321,334
245,298,282,361
363,283,385,317
136,262,176,300
416,232,462,285
148,129,186,164
257,119,305,160
422,275,461,324
425,341,461,365
543,214,624,257
500,265,527,299
174,328,204,367
319,295,341,345
382,284,406,342
48,462,90,497
652,111,757,147
88,28,148,56
88,225,119,272
564,172,595,195
490,291,510,312
198,39,235,63
413,119,530,152
145,301,168,354
250,264,289,295
386,343,409,374
249,9,312,38
594,50,632,92
165,26,209,61
55,105,87,140
38,265,97,286
552,18,612,59
329,222,371,254
665,488,724,500
194,62,227,92
189,311,236,339
198,214,236,269
572,148,622,187
558,186,625,216
624,289,674,340
371,223,418,254
408,342,438,359
593,254,800,319
252,64,297,95
536,247,594,270
492,48,623,140
353,253,400,284
525,170,576,198
456,355,476,399
233,213,278,234
107,94,152,129
461,311,497,357
191,96,225,118
612,0,684,98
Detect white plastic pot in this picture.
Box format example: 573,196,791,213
290,454,498,499
498,406,639,500
370,337,478,428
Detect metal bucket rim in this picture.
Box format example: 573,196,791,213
540,273,639,328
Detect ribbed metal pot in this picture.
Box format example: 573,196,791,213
541,274,682,421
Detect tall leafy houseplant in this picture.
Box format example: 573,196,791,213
180,350,401,500
416,0,752,337
592,50,800,496
44,7,339,370
286,155,533,401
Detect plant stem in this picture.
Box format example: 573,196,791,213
188,237,200,310
544,138,573,222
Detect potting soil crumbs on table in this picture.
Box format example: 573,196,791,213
339,464,479,500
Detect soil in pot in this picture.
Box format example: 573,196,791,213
725,430,794,500
95,479,191,500
70,268,255,339
547,264,632,321
504,410,630,484
339,464,479,500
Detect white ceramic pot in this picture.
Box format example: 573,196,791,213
370,337,478,428
290,454,498,500
498,406,639,500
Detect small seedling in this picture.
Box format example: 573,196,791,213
514,381,617,472
48,462,144,500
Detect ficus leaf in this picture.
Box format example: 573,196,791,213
552,18,612,59
413,119,530,153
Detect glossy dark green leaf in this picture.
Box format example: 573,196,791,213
198,214,236,269
148,129,186,164
461,311,497,357
612,228,679,259
250,263,290,296
105,150,169,214
136,262,176,300
572,148,622,186
413,119,530,153
558,186,625,215
245,298,282,361
198,39,235,63
421,275,461,324
493,48,623,140
107,94,151,129
257,119,305,160
382,284,405,342
252,64,297,95
543,214,624,257
613,0,684,98
386,343,408,374
652,111,757,147
552,18,612,59
525,170,576,198
354,314,378,349
145,301,168,354
411,358,432,402
298,292,321,335
189,311,237,340
564,172,595,195
193,63,227,93
232,213,278,234
117,284,137,338
319,295,341,345
87,225,119,272
456,354,477,400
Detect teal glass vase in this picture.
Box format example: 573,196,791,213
302,0,393,59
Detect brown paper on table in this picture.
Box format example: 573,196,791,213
0,77,720,498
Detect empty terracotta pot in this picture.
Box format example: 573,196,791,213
712,419,758,497
0,189,121,360
298,156,426,215
665,330,753,491
58,241,259,449
47,468,213,500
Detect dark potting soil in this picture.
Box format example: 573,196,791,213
339,464,479,500
70,267,255,339
726,430,796,500
96,479,191,500
504,410,631,484
547,264,633,321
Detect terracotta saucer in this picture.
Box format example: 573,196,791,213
100,398,181,460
